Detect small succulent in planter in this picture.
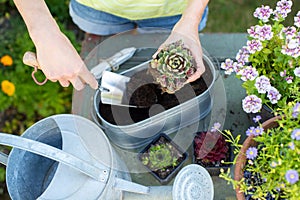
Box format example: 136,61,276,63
138,133,188,184
193,130,231,175
148,40,196,94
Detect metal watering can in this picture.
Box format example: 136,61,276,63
0,114,150,200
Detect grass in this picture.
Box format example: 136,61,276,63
205,0,300,33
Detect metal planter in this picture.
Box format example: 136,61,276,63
94,54,217,149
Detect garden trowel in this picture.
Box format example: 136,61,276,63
22,49,151,108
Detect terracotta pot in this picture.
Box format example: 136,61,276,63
233,116,281,200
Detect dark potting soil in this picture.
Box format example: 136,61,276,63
99,66,213,125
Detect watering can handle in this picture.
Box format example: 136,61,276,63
0,151,8,166
0,133,107,182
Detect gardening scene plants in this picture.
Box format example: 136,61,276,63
1,0,300,199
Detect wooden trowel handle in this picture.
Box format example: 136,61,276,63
23,51,41,69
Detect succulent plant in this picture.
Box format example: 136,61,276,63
194,131,229,165
141,143,178,171
148,40,196,94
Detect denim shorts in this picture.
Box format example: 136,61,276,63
69,0,208,35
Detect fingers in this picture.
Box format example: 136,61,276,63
46,66,98,90
58,79,70,87
186,58,206,83
77,67,98,90
152,46,164,59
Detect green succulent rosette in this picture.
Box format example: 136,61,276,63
149,40,196,94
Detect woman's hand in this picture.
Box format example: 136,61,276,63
34,30,98,90
153,17,205,83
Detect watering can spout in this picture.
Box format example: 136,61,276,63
114,177,150,195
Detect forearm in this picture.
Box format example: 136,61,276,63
13,0,60,45
182,0,209,28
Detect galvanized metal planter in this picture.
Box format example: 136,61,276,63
94,54,217,149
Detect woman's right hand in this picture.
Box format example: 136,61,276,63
32,30,98,90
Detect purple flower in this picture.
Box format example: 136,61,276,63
258,25,274,41
246,39,263,54
285,76,293,84
235,46,250,64
254,127,264,136
281,26,297,39
237,66,259,81
292,102,300,118
221,59,237,75
280,70,287,77
295,11,300,28
285,169,299,184
246,147,258,160
267,87,281,104
294,67,300,77
274,0,293,20
291,129,300,140
270,161,278,168
246,126,256,136
253,115,262,123
246,126,263,136
211,122,221,132
281,37,300,58
242,95,262,113
247,25,260,39
255,75,271,93
288,142,295,150
253,5,273,22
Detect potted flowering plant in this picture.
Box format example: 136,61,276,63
218,101,300,200
221,0,300,114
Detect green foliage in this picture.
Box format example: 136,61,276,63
0,1,80,134
222,0,300,113
219,101,300,200
0,167,5,183
142,143,178,171
205,0,300,33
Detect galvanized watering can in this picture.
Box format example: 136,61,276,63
0,114,150,200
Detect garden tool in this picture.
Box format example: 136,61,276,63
23,50,154,108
